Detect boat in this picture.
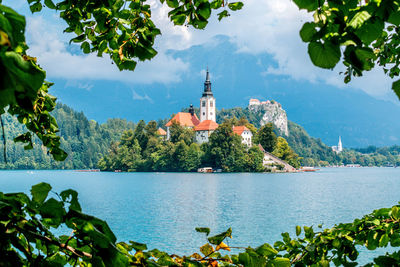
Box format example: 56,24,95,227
301,167,319,172
197,167,213,173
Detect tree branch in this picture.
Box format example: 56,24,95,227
0,115,7,164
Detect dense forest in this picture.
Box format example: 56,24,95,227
0,104,135,169
0,104,399,169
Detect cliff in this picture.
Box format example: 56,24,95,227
248,99,289,136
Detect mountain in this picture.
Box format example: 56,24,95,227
50,35,400,148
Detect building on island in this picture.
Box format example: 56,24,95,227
249,98,260,106
332,136,343,153
200,69,216,122
164,68,253,146
157,128,167,140
233,126,253,147
165,105,200,140
194,120,219,144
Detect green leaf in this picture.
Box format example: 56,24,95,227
81,41,90,54
195,227,210,236
29,2,42,13
355,18,384,45
44,0,56,9
208,227,232,245
228,2,244,11
299,22,317,42
296,225,301,236
200,243,214,256
255,243,278,257
31,182,51,204
270,257,291,267
39,198,65,226
379,234,389,247
293,0,319,12
166,0,179,8
308,41,341,69
217,10,229,21
348,10,371,29
129,241,147,251
197,2,211,20
392,79,400,101
391,206,400,219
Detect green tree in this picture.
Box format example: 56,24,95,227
169,121,195,145
255,123,277,152
185,143,203,172
272,137,301,169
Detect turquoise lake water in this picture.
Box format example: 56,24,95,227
1,167,400,263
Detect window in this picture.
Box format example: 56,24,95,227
210,101,213,107
210,112,213,115
203,112,205,115
202,101,206,107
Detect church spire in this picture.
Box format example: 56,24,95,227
203,67,213,97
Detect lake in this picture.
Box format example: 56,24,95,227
1,167,399,263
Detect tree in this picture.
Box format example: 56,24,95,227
169,121,195,145
255,123,277,152
272,137,301,169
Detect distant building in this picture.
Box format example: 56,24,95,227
233,126,253,147
200,69,216,122
249,99,260,106
332,136,343,153
194,120,219,144
157,128,167,140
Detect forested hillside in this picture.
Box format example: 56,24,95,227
0,104,135,169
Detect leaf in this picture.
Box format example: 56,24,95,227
392,79,400,101
197,2,211,20
166,0,179,8
270,257,291,267
208,227,232,245
195,227,210,236
308,41,341,69
81,41,90,54
217,10,229,21
228,2,244,11
39,198,65,226
296,225,301,236
379,234,389,247
31,182,51,204
391,206,400,219
129,241,147,251
293,0,319,12
299,22,317,42
44,0,56,9
29,2,42,13
255,243,277,257
348,10,371,29
355,18,384,45
216,241,230,251
200,243,214,256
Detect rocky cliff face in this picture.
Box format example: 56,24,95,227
248,100,289,136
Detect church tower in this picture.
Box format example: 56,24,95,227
200,69,216,122
338,136,343,152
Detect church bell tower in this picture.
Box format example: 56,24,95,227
200,69,216,122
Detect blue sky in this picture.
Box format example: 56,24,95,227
4,0,400,147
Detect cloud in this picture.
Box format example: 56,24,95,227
26,16,189,84
131,89,154,103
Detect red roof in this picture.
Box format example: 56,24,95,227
194,120,219,131
233,126,250,135
157,128,167,136
165,112,200,127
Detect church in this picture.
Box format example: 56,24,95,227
163,69,252,146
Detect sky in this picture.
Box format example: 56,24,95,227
4,0,400,147
6,0,396,99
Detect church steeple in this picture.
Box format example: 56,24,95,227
200,67,216,122
203,68,213,97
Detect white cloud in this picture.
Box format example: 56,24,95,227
26,16,189,84
131,89,154,103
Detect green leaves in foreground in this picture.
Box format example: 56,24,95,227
4,183,400,266
308,41,340,69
